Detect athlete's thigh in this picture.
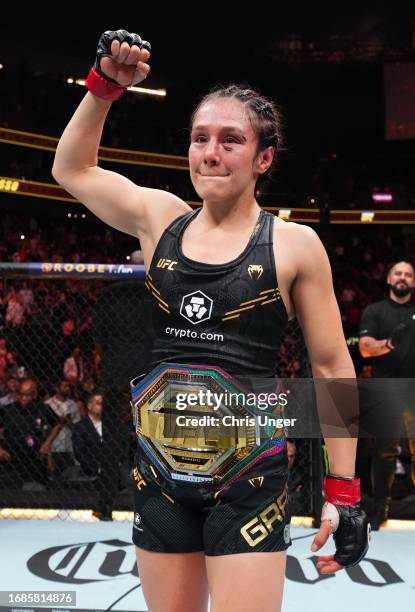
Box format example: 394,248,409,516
206,550,287,612
136,547,209,612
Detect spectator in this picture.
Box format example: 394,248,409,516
63,346,85,387
0,338,17,382
44,380,81,473
0,378,61,489
0,377,21,407
5,289,25,328
72,393,103,478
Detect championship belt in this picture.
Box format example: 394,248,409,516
130,363,286,486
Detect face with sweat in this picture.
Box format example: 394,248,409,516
189,97,273,204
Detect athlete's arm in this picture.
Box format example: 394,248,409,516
289,224,369,573
289,224,356,477
52,33,190,241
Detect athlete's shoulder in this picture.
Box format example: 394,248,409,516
274,220,325,259
273,218,317,238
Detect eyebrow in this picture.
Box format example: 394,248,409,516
192,125,247,141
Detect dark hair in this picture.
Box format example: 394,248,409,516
190,84,284,190
87,392,103,406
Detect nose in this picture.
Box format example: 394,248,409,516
203,139,220,166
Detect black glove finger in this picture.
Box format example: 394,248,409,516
140,39,152,53
113,29,134,46
95,30,151,70
96,30,126,61
130,33,143,49
96,29,134,66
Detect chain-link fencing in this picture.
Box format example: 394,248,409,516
0,263,321,521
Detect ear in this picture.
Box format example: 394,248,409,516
255,146,275,175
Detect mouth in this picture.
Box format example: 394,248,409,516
197,171,230,177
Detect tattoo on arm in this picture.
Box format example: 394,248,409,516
359,337,392,357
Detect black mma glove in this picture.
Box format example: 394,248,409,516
85,29,151,100
320,475,370,568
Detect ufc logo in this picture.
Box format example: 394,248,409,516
156,258,177,270
133,467,147,491
240,485,288,547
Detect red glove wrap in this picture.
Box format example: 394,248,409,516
85,67,126,101
324,475,360,506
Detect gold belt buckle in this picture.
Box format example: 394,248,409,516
130,363,284,485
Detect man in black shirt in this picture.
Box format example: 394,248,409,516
0,378,61,488
359,260,415,528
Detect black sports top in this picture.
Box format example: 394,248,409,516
145,208,288,377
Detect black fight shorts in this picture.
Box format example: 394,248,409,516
132,446,292,556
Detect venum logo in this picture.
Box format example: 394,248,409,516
180,291,213,325
248,264,263,279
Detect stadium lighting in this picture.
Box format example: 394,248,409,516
20,235,25,240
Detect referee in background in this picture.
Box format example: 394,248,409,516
359,260,415,529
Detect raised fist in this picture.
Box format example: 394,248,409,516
95,29,151,88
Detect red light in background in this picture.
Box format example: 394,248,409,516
372,193,393,203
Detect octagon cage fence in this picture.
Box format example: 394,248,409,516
0,262,324,523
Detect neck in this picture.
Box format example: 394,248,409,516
200,195,261,229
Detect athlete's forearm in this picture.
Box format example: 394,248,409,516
324,438,357,478
52,93,112,179
312,358,358,478
359,336,392,358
